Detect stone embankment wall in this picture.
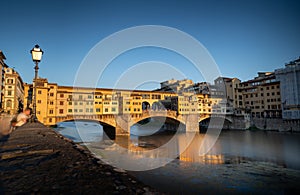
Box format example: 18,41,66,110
225,115,300,132
252,118,300,132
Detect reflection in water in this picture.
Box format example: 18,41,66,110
55,121,300,170
55,121,300,193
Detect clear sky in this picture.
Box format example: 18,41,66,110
1,0,299,89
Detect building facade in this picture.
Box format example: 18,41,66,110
214,77,242,114
3,68,24,114
159,79,194,93
0,51,8,111
24,78,180,125
23,78,233,126
238,72,281,118
275,57,300,120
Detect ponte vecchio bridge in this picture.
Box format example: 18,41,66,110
24,78,231,137
54,110,215,136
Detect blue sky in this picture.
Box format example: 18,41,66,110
1,0,299,89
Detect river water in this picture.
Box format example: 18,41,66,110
54,120,300,194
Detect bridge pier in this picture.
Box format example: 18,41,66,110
115,125,130,136
115,114,130,136
185,114,199,132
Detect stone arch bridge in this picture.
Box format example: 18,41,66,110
55,110,232,137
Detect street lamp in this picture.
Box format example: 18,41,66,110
30,44,44,121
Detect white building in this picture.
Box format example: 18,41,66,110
275,57,300,120
159,79,194,93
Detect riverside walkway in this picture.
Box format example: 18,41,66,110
0,122,160,194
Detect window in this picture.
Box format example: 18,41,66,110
79,109,83,112
277,92,280,95
267,87,269,90
7,79,14,84
267,93,270,96
6,100,12,107
60,94,64,98
37,100,42,103
68,109,72,113
88,95,92,99
271,86,274,89
90,108,93,113
49,109,54,114
68,102,72,105
49,118,52,123
96,108,100,112
74,109,78,113
59,109,64,114
79,95,83,100
105,108,108,112
68,95,72,99
50,93,54,96
38,90,42,94
86,108,89,112
79,102,83,105
49,101,54,105
7,90,12,96
60,101,64,105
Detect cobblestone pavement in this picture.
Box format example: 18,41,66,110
0,122,161,194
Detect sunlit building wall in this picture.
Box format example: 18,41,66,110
3,68,24,115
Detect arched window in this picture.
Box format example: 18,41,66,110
6,100,12,108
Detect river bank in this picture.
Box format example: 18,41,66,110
0,122,161,194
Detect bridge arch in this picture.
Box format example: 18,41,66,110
199,115,233,123
199,115,233,130
55,115,117,128
151,101,165,110
131,115,186,127
142,101,151,110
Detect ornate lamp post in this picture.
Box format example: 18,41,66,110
30,44,43,121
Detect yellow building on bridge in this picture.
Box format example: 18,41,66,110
24,78,227,126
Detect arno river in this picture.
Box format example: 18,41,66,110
54,120,300,194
